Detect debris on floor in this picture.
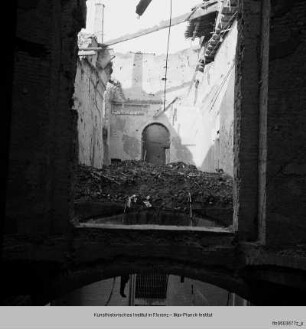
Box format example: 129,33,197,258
75,161,233,226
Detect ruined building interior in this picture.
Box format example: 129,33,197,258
1,0,306,307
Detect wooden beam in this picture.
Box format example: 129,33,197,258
136,0,152,16
188,1,218,20
103,13,191,46
153,96,180,118
103,1,219,46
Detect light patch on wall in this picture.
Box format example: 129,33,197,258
122,134,141,158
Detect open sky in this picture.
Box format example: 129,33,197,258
82,0,202,54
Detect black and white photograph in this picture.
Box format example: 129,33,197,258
1,0,306,327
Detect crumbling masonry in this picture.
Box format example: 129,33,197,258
1,0,306,305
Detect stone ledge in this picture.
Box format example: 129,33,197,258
78,222,233,233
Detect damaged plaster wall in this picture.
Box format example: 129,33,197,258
108,48,199,162
74,58,105,168
108,22,237,175
174,21,237,175
74,37,113,168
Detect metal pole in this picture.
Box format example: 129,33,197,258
102,4,105,44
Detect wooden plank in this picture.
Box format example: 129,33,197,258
188,1,218,20
103,1,219,46
153,96,180,118
136,0,152,16
103,12,191,46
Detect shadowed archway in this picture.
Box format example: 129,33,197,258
142,123,170,164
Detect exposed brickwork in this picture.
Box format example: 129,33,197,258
257,0,270,243
234,0,262,240
265,0,306,245
235,0,306,246
74,55,108,168
5,0,86,234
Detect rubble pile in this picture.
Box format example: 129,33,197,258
75,161,233,217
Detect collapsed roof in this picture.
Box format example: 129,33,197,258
185,1,219,40
102,0,237,65
186,0,238,64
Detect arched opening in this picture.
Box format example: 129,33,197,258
51,273,245,306
142,123,170,165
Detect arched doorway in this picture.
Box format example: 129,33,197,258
142,124,170,165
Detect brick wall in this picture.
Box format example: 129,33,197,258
234,0,262,239
5,0,86,235
265,0,306,245
235,0,306,246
